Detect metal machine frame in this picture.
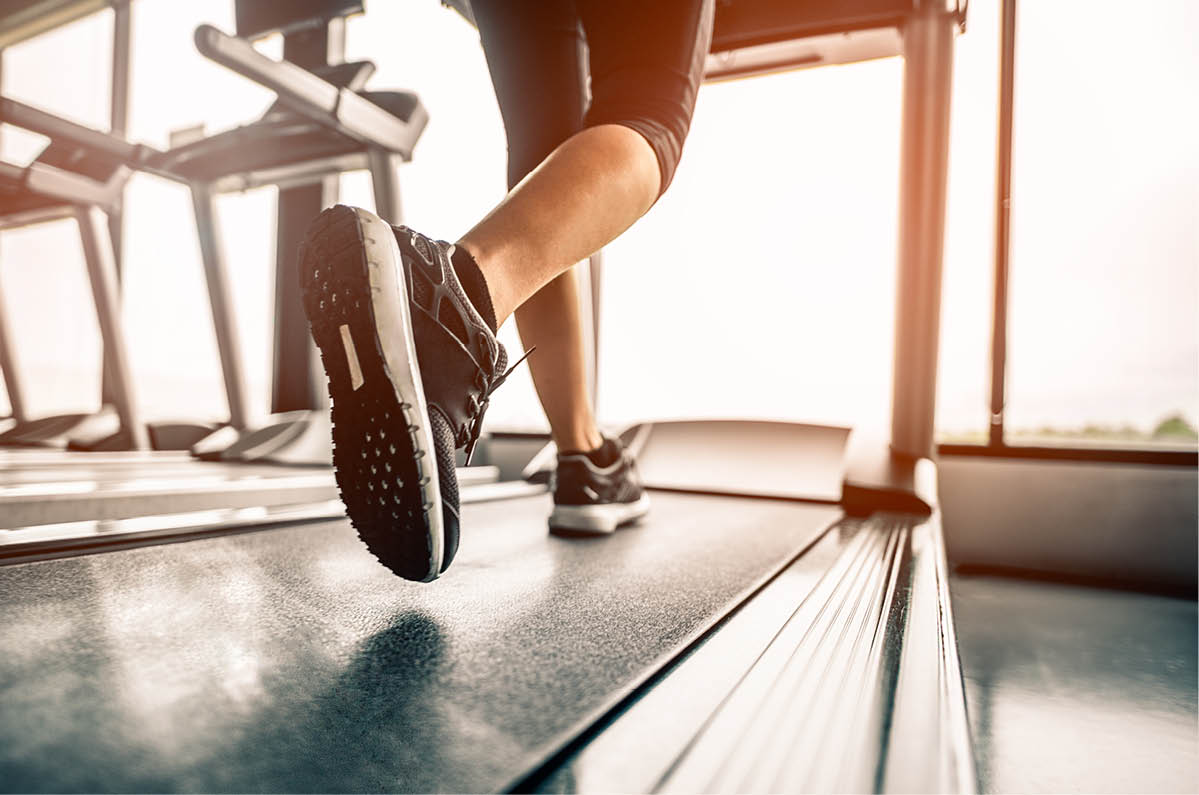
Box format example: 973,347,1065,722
0,98,150,450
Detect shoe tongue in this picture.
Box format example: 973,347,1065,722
491,344,508,377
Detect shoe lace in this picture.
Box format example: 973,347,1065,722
460,346,536,465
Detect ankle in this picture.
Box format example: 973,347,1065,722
556,427,604,456
456,235,522,325
449,244,498,333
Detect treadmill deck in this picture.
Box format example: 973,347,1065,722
0,490,839,792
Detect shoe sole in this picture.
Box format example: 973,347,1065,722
548,493,652,534
299,205,444,582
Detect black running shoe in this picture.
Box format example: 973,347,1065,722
549,437,651,534
299,205,516,581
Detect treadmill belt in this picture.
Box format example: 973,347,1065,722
0,491,839,792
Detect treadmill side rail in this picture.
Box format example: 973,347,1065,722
533,504,976,794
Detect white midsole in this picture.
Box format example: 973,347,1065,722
354,207,444,580
549,493,652,534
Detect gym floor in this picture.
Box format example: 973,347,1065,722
952,575,1198,793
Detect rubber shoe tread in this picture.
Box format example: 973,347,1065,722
299,205,447,582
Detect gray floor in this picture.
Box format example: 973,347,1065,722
951,575,1198,793
0,491,837,793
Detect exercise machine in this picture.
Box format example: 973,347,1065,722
150,0,428,465
0,97,151,450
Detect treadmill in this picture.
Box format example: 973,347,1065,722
0,97,151,451
0,1,976,792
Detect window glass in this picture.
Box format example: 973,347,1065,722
0,221,103,419
2,9,112,127
1005,0,1199,448
598,6,1002,439
937,0,1001,444
598,60,904,433
120,0,278,423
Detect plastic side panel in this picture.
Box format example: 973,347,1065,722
635,419,850,503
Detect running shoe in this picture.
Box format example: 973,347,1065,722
299,205,520,581
549,436,651,534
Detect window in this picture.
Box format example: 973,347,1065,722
120,0,279,423
598,61,904,433
598,7,1002,440
1002,0,1198,450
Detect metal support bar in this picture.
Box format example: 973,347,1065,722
74,205,148,449
108,0,131,262
190,184,252,430
586,251,603,411
195,24,338,111
989,0,1016,447
366,147,402,224
0,0,109,49
890,5,957,459
272,178,334,414
0,267,29,423
0,51,21,423
101,0,132,409
0,204,76,232
0,97,142,164
23,162,124,210
267,20,344,414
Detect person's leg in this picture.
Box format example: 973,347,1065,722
512,273,600,452
466,0,713,454
459,124,659,326
299,0,713,578
469,0,602,453
463,0,713,323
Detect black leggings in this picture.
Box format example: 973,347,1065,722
470,0,714,195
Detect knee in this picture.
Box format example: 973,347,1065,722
585,74,699,196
